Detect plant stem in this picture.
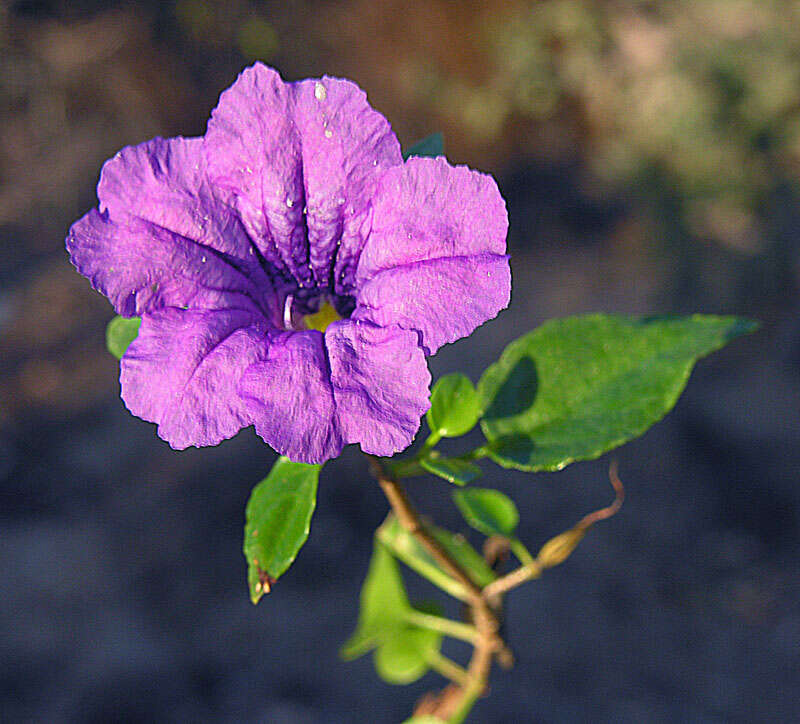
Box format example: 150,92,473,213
368,456,486,600
367,454,513,723
425,650,471,687
482,561,543,599
447,639,493,724
404,609,479,644
510,538,536,566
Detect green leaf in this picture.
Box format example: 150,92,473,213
373,626,442,685
106,315,140,359
377,516,496,600
453,487,519,538
479,314,757,472
243,457,320,604
341,542,411,660
403,132,444,160
420,455,483,486
427,373,482,438
403,719,445,724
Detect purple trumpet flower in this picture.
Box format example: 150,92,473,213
67,64,510,463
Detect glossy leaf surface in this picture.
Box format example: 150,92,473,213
453,487,519,538
479,314,756,471
427,373,482,439
420,455,482,486
243,457,320,603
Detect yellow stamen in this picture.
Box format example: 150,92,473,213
303,301,342,332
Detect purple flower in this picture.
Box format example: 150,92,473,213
66,64,510,463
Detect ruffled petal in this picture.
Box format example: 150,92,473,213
354,156,510,353
204,63,401,292
290,76,401,291
238,331,345,464
326,320,430,457
120,308,271,449
66,137,277,319
354,254,511,355
239,320,430,463
204,64,311,286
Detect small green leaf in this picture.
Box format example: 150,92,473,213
453,487,519,538
373,626,442,685
403,132,444,160
420,456,482,486
341,542,411,660
243,457,320,604
427,373,481,438
479,314,757,471
377,516,496,600
403,718,445,724
106,315,140,359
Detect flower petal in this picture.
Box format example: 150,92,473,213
239,321,430,463
354,157,510,353
66,137,276,319
239,331,345,464
354,254,511,355
120,308,270,449
204,63,401,292
290,76,401,292
326,320,430,457
204,64,311,286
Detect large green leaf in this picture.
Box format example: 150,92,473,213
453,488,519,538
420,455,483,486
243,457,320,604
377,516,496,600
403,132,444,160
106,315,140,359
479,314,756,471
427,373,482,439
373,626,442,685
341,542,411,660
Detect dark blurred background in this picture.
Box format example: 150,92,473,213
1,1,799,722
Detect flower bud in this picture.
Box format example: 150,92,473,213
536,526,587,569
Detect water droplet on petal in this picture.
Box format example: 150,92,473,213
201,255,207,263
324,129,333,138
314,82,327,101
286,196,294,208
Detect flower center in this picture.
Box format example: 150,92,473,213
303,301,342,332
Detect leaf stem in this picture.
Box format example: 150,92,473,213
425,650,471,687
404,610,479,644
509,538,536,567
420,430,443,455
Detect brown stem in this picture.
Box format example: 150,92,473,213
368,457,511,660
366,454,513,721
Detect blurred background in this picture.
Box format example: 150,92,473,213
1,1,799,721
